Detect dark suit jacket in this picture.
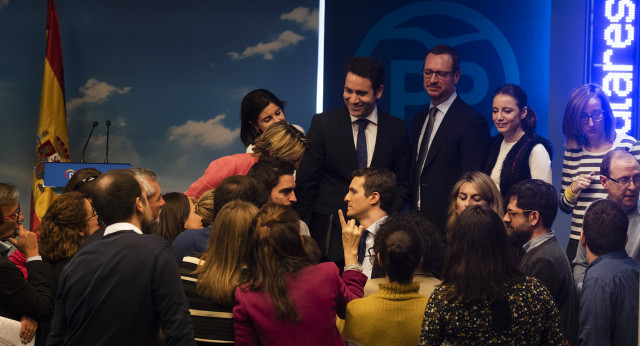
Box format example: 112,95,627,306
48,230,195,346
410,96,490,230
0,254,52,322
295,107,411,221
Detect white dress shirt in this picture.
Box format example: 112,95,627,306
416,92,458,209
362,215,388,278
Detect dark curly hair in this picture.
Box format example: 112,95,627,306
38,191,89,263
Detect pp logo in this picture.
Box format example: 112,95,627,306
65,169,76,180
355,1,520,120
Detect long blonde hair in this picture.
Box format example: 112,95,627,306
193,200,258,304
445,171,503,232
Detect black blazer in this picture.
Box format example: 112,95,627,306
0,255,52,322
48,231,195,345
410,96,490,230
295,107,410,221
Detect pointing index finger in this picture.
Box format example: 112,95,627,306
338,209,346,228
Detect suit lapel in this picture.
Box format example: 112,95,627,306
423,97,461,169
337,108,359,170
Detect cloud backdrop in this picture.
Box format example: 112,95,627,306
0,1,318,228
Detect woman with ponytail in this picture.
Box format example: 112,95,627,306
341,214,428,345
484,84,553,198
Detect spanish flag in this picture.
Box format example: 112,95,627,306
31,0,70,230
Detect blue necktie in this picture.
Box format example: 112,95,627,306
355,119,369,169
357,230,369,264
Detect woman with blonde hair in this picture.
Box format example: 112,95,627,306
195,189,214,228
185,121,309,199
233,203,366,345
445,171,503,231
180,200,258,345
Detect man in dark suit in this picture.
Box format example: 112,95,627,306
411,45,490,230
295,57,410,263
48,170,195,346
0,183,52,345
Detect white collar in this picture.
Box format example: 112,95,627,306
103,222,143,237
430,91,457,115
350,105,379,125
367,215,388,235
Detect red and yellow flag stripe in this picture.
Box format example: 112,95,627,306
31,0,70,230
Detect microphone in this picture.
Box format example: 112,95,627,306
81,121,99,163
104,120,111,163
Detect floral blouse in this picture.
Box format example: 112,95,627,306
420,277,565,345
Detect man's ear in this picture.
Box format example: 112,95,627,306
529,210,540,227
369,192,380,206
135,196,145,214
600,174,608,188
580,231,586,248
375,85,384,99
453,69,461,84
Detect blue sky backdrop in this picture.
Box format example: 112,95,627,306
0,0,318,225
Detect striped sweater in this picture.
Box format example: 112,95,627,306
560,133,640,258
180,255,235,345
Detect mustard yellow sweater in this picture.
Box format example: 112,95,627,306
341,282,428,345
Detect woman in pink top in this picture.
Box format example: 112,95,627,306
233,204,366,346
185,121,309,199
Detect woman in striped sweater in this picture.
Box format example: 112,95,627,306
560,83,640,261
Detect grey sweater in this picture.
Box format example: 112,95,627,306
521,234,579,345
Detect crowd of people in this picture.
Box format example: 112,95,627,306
1,44,638,346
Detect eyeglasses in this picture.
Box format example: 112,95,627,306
579,110,604,124
3,204,20,221
605,175,640,188
86,203,98,221
422,69,454,80
506,209,534,219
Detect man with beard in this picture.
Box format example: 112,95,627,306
573,149,640,289
503,179,578,345
82,167,166,247
48,170,194,346
410,45,490,230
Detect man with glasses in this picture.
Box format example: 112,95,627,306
503,179,578,345
573,149,640,290
0,183,52,344
411,44,490,230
